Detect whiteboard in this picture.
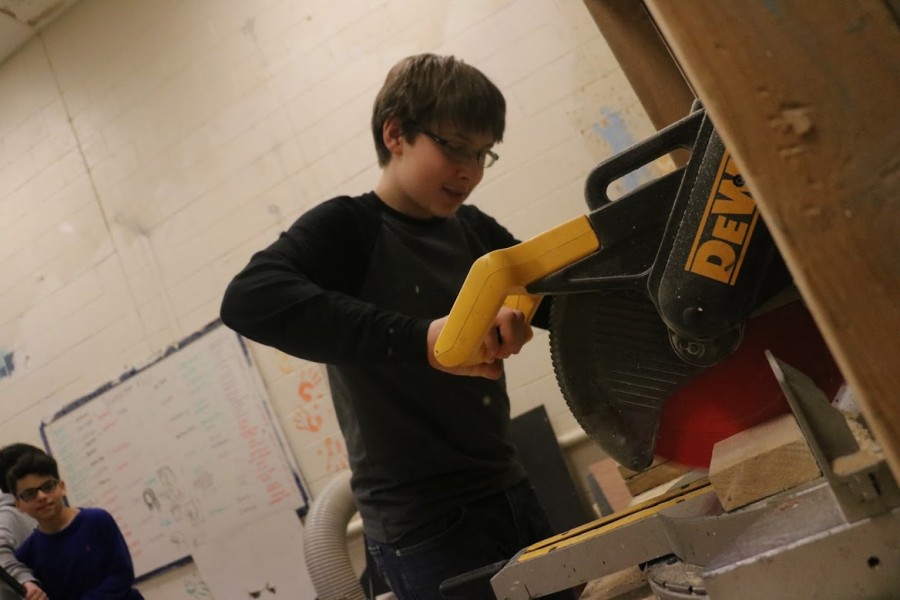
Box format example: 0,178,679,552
41,320,308,578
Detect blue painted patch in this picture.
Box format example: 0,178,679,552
592,107,656,196
593,107,634,154
0,350,14,380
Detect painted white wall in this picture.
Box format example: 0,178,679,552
0,0,661,595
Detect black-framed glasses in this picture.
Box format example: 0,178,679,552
17,479,60,502
408,122,499,168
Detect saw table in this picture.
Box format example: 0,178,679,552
489,356,900,600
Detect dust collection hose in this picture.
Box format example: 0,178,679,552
303,469,366,600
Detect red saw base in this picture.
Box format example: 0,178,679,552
654,301,844,468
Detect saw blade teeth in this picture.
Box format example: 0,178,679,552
549,290,703,469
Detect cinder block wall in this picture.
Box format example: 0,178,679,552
0,0,660,595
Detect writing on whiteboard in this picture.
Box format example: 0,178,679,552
43,322,307,577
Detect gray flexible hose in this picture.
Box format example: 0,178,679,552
303,470,366,600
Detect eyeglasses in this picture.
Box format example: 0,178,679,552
408,122,499,168
16,479,60,502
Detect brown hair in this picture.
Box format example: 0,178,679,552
6,451,59,496
0,443,47,493
371,54,506,166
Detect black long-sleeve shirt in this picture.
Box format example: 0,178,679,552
221,192,549,543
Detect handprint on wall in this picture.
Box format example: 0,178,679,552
317,436,349,474
292,366,326,433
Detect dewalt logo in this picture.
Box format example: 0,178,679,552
684,153,759,285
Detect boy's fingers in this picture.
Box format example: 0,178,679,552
494,308,531,357
481,326,502,361
459,361,503,380
427,310,529,379
437,358,503,380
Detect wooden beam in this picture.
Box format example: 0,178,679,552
588,458,633,514
582,0,695,130
617,458,690,496
644,0,900,483
708,413,821,511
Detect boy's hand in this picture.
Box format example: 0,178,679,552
23,581,48,600
427,307,533,380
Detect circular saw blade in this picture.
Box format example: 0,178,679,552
550,293,844,470
550,290,703,471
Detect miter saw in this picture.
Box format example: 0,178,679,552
434,107,900,598
434,105,841,470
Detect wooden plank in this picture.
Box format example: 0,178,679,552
644,0,900,483
708,413,821,511
617,458,691,496
588,458,634,515
582,0,695,130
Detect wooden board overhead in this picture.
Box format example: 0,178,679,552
581,0,695,130
643,0,900,482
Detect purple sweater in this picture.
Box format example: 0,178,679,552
16,508,143,600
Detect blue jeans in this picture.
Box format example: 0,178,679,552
366,479,575,600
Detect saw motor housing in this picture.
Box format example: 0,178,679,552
531,107,790,366
531,107,814,470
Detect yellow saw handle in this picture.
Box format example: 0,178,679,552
434,215,600,367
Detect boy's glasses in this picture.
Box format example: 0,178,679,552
409,122,499,168
16,479,60,502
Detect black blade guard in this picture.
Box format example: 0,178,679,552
549,290,703,471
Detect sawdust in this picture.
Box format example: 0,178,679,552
832,414,884,476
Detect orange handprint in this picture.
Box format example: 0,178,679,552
292,366,325,432
317,436,349,473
